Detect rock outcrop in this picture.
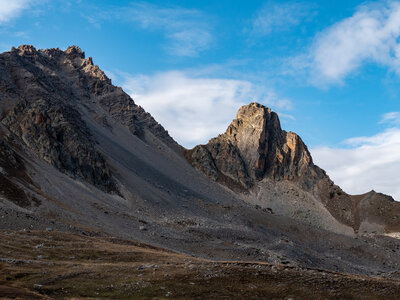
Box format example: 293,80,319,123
186,103,400,233
186,103,324,190
0,132,35,208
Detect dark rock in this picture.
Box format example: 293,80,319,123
0,45,180,195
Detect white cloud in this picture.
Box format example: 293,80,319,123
114,3,212,57
380,111,400,126
0,0,30,23
312,122,400,201
305,1,400,85
252,2,314,36
166,29,212,57
119,70,292,148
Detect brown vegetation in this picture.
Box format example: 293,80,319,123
1,230,400,299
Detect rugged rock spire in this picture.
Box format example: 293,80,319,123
186,103,324,190
186,102,400,233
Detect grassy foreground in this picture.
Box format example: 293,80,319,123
0,230,399,299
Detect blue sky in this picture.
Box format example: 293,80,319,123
2,0,400,199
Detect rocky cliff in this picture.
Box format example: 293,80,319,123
186,103,324,190
186,103,400,233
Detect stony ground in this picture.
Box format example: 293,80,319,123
0,230,399,299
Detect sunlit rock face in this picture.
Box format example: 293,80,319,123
186,103,400,234
186,102,323,190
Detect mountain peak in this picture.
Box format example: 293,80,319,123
229,102,275,134
65,45,85,59
186,102,400,233
234,102,272,121
0,45,179,194
17,44,37,52
186,102,319,190
238,101,271,112
226,102,280,139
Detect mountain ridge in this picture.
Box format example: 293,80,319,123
0,45,400,280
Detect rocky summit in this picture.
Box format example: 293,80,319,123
1,45,400,298
186,102,400,234
186,102,322,190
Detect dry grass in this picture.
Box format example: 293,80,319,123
0,230,399,299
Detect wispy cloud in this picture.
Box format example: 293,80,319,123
312,114,400,200
0,0,31,23
117,70,292,147
100,2,213,57
380,111,400,126
165,28,211,57
251,1,315,36
293,1,400,86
